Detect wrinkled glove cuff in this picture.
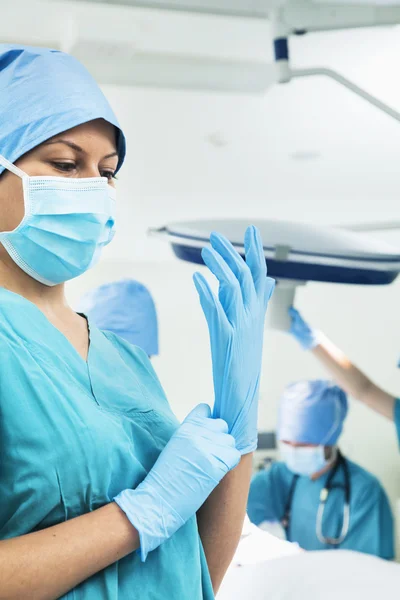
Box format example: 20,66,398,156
114,486,185,562
236,440,258,455
234,430,258,455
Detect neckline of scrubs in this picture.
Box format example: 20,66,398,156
0,286,92,366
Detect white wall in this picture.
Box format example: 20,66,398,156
66,23,400,553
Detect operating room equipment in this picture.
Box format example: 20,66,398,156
254,432,278,472
7,0,400,126
149,218,400,330
4,0,400,124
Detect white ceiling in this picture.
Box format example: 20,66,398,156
99,22,400,263
3,0,400,89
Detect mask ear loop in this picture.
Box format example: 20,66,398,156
0,155,26,179
0,155,31,238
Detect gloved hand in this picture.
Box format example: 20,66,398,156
114,404,240,561
193,226,275,455
288,307,320,350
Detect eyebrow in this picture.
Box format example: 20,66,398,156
43,139,118,160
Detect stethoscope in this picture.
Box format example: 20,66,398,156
281,450,351,546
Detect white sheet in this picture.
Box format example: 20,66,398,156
229,516,301,566
218,550,400,600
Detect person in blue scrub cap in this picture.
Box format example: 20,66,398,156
288,307,400,456
78,279,159,357
247,380,394,559
0,44,275,599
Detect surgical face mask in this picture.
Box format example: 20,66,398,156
0,155,116,286
280,443,329,476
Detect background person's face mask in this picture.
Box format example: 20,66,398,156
280,443,328,476
0,155,116,286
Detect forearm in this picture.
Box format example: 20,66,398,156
313,335,395,420
0,502,139,600
197,453,252,594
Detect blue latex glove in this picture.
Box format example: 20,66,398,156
193,226,275,455
288,307,319,350
114,404,240,561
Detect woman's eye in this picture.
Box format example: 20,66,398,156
52,162,76,172
101,171,117,181
51,162,116,180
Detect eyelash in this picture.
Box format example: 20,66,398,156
51,162,117,181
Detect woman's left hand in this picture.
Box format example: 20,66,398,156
194,225,275,455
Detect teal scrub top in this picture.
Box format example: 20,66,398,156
247,460,394,560
0,288,214,600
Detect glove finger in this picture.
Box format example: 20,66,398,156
193,272,229,330
201,246,238,289
201,246,242,323
264,276,276,306
288,306,300,330
210,432,237,452
201,417,229,434
244,226,267,297
185,403,212,422
210,232,254,308
193,271,216,312
221,432,236,448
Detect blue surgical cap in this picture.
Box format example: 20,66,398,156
0,44,126,175
278,380,348,446
78,279,159,356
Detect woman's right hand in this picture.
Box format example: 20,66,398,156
114,404,240,561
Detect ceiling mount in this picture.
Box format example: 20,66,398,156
4,0,400,101
269,3,400,123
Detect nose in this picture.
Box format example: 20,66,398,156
80,163,103,178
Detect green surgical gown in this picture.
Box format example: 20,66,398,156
247,460,394,560
0,288,214,599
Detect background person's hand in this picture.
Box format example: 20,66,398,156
289,307,320,350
